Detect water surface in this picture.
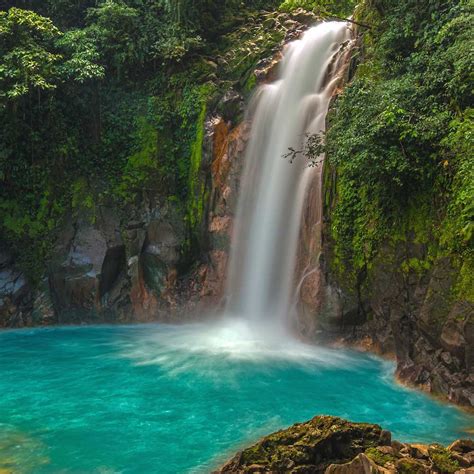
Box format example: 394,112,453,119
0,322,471,473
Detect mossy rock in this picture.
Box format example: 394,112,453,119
396,458,429,474
217,415,384,473
365,446,396,467
429,445,460,474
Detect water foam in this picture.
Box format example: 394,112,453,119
116,320,357,375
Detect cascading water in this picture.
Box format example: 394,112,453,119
226,22,352,333
1,18,471,474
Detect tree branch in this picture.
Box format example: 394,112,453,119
325,16,372,30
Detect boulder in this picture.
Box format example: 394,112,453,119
218,416,474,474
449,440,474,455
395,457,430,473
142,221,180,295
325,453,391,474
216,416,384,473
49,224,106,316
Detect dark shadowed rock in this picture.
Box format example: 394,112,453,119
217,416,473,474
318,215,474,407
216,416,384,473
217,90,244,124
49,223,108,317
0,246,56,327
0,264,30,327
449,440,474,455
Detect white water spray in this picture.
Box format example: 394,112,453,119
226,22,352,334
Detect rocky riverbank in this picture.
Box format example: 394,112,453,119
216,415,474,473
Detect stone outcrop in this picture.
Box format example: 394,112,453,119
181,117,249,313
217,416,385,473
0,248,54,328
0,248,32,327
314,206,474,407
1,196,187,326
217,416,474,474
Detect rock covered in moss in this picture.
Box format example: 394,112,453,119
216,415,386,473
216,416,474,473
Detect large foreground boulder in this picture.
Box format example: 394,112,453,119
216,415,474,473
217,416,386,473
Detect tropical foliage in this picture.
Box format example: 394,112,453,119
323,0,473,299
0,0,281,278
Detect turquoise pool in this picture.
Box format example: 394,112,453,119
0,322,471,473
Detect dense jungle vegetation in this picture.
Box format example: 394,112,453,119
1,0,472,307
0,0,355,280
323,0,473,302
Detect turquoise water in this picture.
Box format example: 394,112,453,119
0,322,472,473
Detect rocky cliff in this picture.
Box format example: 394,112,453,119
315,200,474,408
308,1,474,409
0,9,316,328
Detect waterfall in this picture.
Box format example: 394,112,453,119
225,22,352,334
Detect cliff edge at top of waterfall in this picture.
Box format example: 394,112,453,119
216,415,474,474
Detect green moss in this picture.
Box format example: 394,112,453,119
186,94,208,234
400,257,432,275
322,163,333,209
397,458,428,474
71,178,96,222
114,117,159,203
430,446,460,474
365,447,396,466
243,72,257,95
231,416,383,472
454,251,474,303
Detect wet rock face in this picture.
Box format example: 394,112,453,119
0,249,30,327
142,221,180,294
50,224,109,316
180,116,249,313
315,159,474,408
47,209,131,323
319,235,474,407
43,198,186,324
217,416,474,474
325,453,390,474
0,249,55,328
